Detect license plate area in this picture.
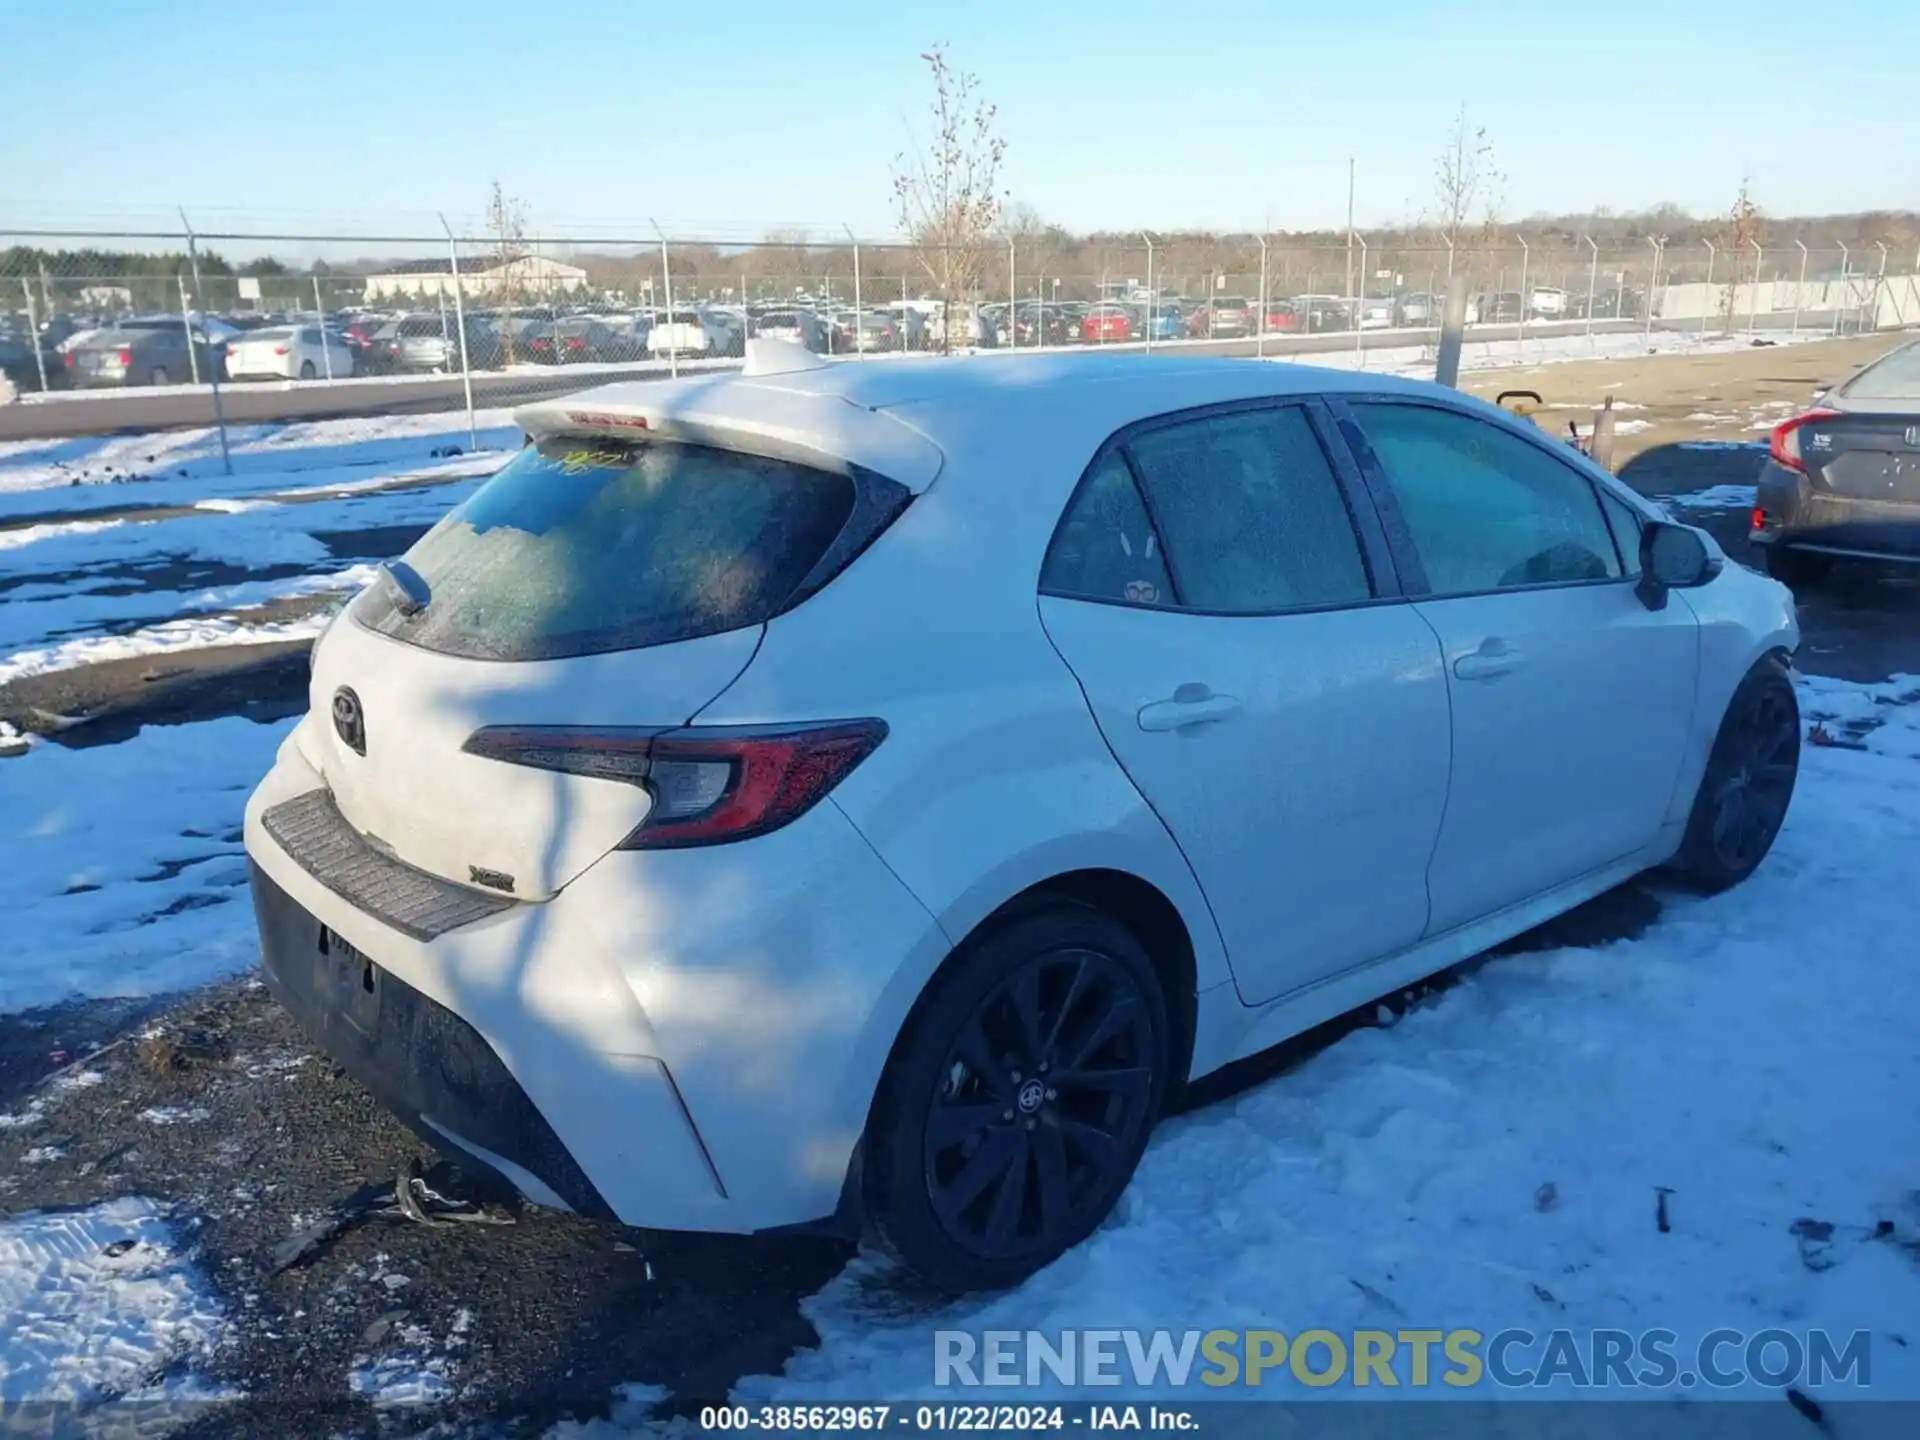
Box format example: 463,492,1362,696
319,926,382,1034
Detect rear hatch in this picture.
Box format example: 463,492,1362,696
1800,411,1920,505
304,432,886,900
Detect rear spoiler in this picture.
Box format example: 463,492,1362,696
513,383,945,492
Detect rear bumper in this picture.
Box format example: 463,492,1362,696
242,718,945,1234
252,861,618,1218
1753,459,1920,561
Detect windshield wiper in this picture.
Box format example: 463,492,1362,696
379,559,432,616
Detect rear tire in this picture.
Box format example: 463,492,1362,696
149,366,169,386
865,903,1169,1293
298,360,316,380
1671,657,1800,894
1764,546,1832,591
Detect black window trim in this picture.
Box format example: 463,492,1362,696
1037,394,1407,620
1324,392,1642,602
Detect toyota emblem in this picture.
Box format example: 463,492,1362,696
332,686,366,756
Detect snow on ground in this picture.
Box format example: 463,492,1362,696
0,410,517,503
1261,327,1822,379
1654,485,1759,514
0,715,292,1013
699,672,1920,1411
0,1197,229,1404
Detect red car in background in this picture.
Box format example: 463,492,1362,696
1259,301,1302,334
1080,304,1134,343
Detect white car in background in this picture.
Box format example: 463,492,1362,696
225,324,355,381
648,307,742,359
1530,287,1569,319
246,342,1801,1292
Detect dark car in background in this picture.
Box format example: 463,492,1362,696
65,318,227,388
0,325,69,390
1753,338,1920,588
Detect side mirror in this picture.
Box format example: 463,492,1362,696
1637,521,1719,610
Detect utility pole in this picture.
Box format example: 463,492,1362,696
1344,157,1356,300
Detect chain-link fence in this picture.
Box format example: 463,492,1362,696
5,223,1917,458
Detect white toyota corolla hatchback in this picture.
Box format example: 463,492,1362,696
246,343,1801,1291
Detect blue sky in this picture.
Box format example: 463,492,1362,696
5,0,1916,243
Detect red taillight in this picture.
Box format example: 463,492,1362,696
461,720,887,849
273,345,288,355
565,336,586,349
1769,408,1839,473
1751,506,1767,532
117,348,132,365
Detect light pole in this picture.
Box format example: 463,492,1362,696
1582,235,1598,339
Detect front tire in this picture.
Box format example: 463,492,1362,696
1671,657,1800,893
865,903,1169,1292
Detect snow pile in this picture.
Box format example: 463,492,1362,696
732,673,1920,1407
348,1307,474,1409
0,1198,228,1404
0,714,292,1012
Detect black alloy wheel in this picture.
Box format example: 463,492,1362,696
867,904,1169,1291
1675,659,1800,891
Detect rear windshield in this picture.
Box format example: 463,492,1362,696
354,436,858,661
249,328,296,341
1840,343,1920,401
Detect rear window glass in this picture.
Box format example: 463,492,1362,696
250,328,296,341
399,318,445,337
1839,343,1920,401
354,436,857,661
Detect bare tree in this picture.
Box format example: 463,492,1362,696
891,44,1007,350
484,180,534,362
1718,176,1763,332
1432,104,1505,280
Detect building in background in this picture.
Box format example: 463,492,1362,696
360,255,589,302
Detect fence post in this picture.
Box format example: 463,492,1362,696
1748,239,1763,333
1701,240,1715,339
1645,237,1662,344
1351,233,1367,362
20,278,50,393
1140,233,1154,354
1833,243,1849,336
1583,235,1598,339
652,219,677,379
179,210,232,476
1875,241,1890,331
846,225,863,360
1006,238,1015,351
1516,233,1529,345
438,214,478,451
312,276,334,379
1793,240,1808,336
175,277,201,385
1256,235,1269,357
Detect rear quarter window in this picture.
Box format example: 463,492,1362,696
354,436,900,661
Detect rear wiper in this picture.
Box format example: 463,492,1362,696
379,559,431,616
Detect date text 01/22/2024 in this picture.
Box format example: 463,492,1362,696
697,1404,1198,1431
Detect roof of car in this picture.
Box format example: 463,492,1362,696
515,352,1446,492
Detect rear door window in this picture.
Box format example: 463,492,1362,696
1124,406,1374,613
354,437,871,661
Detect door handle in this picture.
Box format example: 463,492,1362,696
1453,644,1523,681
1137,692,1242,732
